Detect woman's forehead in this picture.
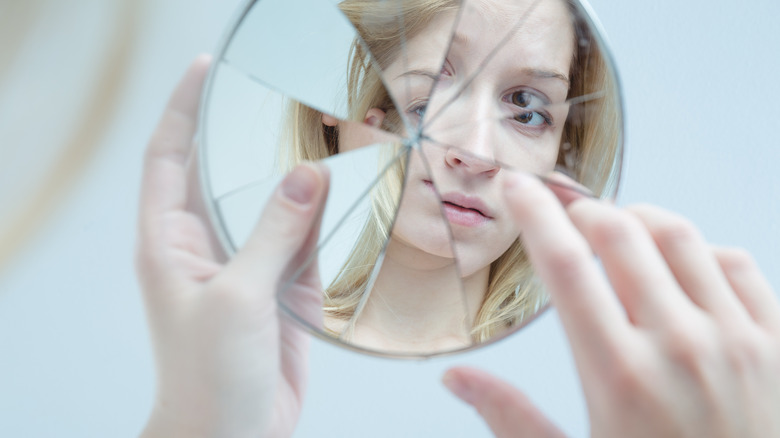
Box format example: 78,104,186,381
466,0,571,29
389,0,574,72
453,0,574,61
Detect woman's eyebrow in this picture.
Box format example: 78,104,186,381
395,69,439,80
520,67,570,85
397,67,568,85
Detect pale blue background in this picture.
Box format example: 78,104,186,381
1,0,778,436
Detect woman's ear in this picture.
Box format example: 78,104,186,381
335,108,389,154
323,109,386,128
363,108,386,128
321,113,339,127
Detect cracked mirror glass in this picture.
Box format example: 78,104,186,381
199,0,623,358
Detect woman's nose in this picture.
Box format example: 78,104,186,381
426,87,501,176
444,146,500,177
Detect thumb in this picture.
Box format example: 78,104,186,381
223,163,329,296
443,367,566,438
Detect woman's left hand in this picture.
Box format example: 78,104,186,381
443,173,780,438
136,56,329,438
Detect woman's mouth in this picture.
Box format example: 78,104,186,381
423,181,493,227
442,202,491,227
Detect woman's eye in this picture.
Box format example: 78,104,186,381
514,111,549,126
407,101,427,121
508,91,551,127
511,91,533,108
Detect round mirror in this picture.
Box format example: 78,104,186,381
199,0,624,358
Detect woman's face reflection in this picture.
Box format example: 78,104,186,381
201,0,622,353
383,0,575,277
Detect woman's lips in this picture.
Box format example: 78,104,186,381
423,180,493,227
442,202,490,226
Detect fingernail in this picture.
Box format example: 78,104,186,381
442,371,475,404
281,165,318,205
544,171,593,196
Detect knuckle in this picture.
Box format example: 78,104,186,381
565,199,591,230
723,328,771,374
625,202,663,218
663,318,717,372
264,197,310,240
717,247,756,273
653,217,701,249
588,208,641,249
274,216,304,241
610,367,642,397
605,351,650,397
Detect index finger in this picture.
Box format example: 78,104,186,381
503,170,630,359
140,55,211,222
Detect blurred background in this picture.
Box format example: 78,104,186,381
1,0,778,436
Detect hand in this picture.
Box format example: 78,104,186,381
443,171,780,438
136,56,329,438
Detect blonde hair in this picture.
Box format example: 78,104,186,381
283,0,621,342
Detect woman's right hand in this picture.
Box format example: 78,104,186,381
444,172,780,438
136,56,329,438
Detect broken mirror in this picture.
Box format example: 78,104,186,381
198,0,624,358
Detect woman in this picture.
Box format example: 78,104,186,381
282,0,621,351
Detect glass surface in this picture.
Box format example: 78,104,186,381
199,0,624,358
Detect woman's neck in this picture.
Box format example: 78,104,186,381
347,237,489,353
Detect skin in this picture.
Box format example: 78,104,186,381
140,56,780,438
386,0,574,277
443,172,780,437
322,0,576,351
138,56,330,438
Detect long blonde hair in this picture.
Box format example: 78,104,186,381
283,0,621,342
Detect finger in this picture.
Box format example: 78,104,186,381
278,255,324,402
266,166,331,403
443,367,566,438
278,197,328,327
277,176,329,330
266,179,327,402
221,163,330,300
503,171,629,358
137,55,211,282
628,204,750,323
140,54,211,222
542,171,594,207
568,200,699,326
713,246,780,332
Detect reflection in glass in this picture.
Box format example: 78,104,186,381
200,0,623,358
